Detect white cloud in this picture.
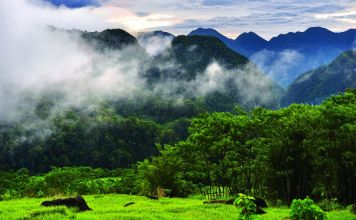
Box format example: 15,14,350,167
251,49,304,86
0,0,150,123
138,33,174,57
107,13,180,31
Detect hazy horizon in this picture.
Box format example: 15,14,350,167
3,0,355,40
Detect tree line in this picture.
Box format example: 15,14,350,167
0,90,355,205
0,100,196,172
137,90,355,204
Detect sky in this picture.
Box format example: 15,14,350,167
9,0,356,39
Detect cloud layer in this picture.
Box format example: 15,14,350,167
106,0,355,39
15,0,355,39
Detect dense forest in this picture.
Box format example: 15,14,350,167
1,90,355,206
136,90,355,204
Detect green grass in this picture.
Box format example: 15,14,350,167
0,194,354,220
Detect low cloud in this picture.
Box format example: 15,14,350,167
149,60,278,107
137,33,175,57
251,49,304,86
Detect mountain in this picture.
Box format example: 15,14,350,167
282,50,356,105
147,35,283,110
188,27,269,55
78,28,283,110
171,35,249,75
189,27,356,86
188,28,267,56
188,28,236,49
82,28,139,50
234,32,268,56
267,27,353,50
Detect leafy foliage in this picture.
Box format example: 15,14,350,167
136,91,356,203
234,193,257,220
0,167,135,199
290,197,326,220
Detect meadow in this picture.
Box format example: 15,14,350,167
0,194,354,220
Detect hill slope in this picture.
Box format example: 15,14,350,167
234,32,268,56
82,28,139,50
188,28,235,49
146,35,283,110
282,50,356,105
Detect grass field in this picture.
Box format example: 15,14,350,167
0,194,354,220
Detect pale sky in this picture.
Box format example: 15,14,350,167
9,0,356,39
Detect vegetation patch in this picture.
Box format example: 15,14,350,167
30,208,67,218
290,198,326,220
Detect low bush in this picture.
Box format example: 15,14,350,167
234,193,256,220
290,197,326,220
0,167,136,198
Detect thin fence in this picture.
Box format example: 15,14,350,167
203,186,232,200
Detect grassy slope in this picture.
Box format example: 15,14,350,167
0,194,354,220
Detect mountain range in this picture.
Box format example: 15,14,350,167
63,27,355,107
189,27,356,86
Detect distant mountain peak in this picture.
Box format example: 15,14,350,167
152,30,175,37
194,27,219,33
305,26,332,33
235,31,267,42
188,28,230,39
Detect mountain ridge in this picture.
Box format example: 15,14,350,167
282,50,356,105
78,27,283,110
188,27,356,86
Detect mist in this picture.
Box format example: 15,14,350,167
0,0,279,132
1,1,147,122
250,49,304,87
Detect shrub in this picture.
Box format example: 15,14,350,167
23,177,47,197
290,197,326,220
318,198,342,211
234,193,256,220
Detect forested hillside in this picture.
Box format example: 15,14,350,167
282,50,356,105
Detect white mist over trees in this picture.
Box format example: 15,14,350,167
0,0,280,124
